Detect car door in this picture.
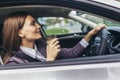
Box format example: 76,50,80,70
0,0,120,80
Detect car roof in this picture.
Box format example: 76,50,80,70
92,0,120,9
0,0,120,23
0,0,120,8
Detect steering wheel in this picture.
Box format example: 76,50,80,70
109,36,120,52
90,29,108,55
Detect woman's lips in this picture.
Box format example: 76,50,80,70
36,29,40,32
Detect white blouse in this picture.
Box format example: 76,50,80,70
20,44,46,62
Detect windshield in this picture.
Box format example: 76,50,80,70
77,13,120,27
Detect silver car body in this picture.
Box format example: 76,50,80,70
0,0,120,80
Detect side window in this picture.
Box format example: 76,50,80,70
38,17,82,35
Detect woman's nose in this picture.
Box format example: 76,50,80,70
36,23,41,29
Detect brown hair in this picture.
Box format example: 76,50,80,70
2,11,30,63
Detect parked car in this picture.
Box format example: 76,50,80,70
0,0,120,80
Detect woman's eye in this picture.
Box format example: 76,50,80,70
31,20,39,26
31,21,36,26
31,22,35,25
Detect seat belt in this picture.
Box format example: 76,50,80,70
0,55,3,65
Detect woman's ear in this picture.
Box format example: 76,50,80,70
18,30,24,38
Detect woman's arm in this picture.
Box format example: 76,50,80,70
46,24,107,60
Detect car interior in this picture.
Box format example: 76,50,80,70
0,5,120,65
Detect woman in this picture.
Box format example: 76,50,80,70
2,11,106,64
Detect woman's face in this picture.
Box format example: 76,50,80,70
19,15,42,41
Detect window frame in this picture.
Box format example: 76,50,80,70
0,0,120,69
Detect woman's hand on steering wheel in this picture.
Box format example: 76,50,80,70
83,23,107,43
